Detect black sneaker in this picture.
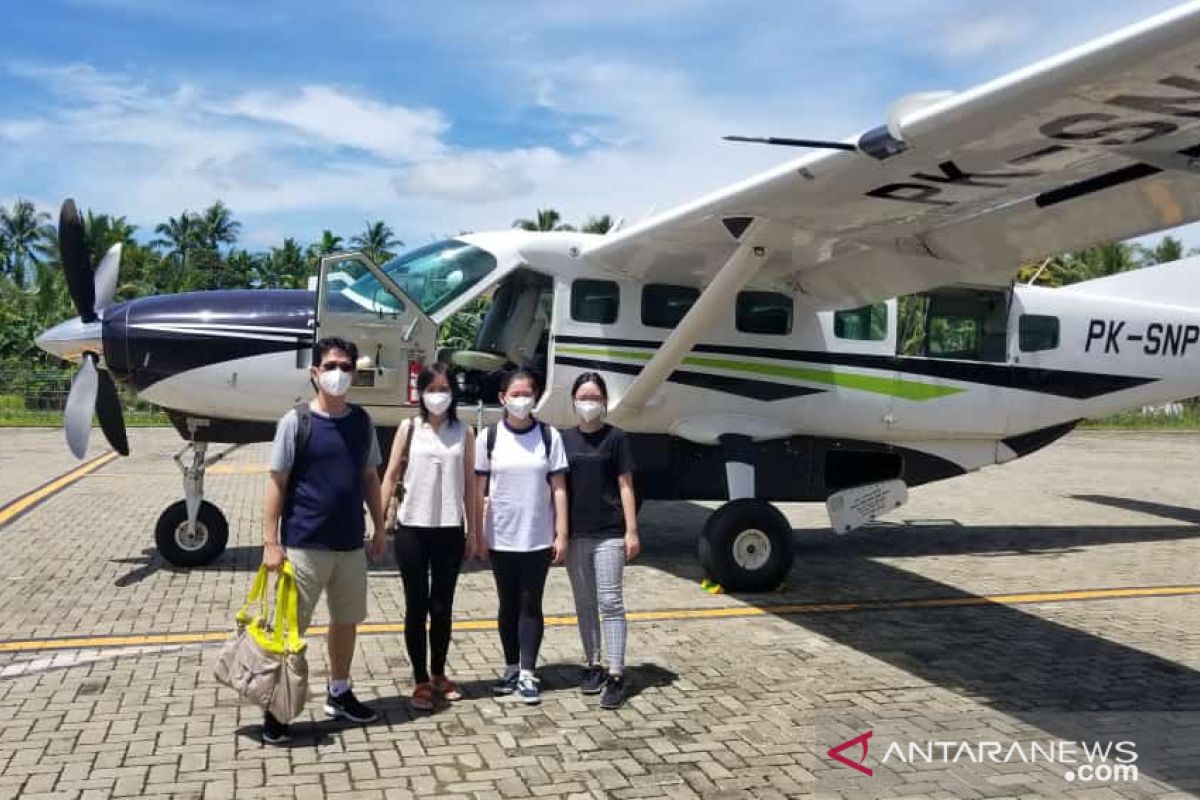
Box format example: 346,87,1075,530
517,674,541,705
323,688,378,723
600,674,626,710
262,711,291,745
492,670,519,696
580,665,606,695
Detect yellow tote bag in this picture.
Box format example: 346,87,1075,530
214,562,309,720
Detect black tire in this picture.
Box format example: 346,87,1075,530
699,499,793,592
155,500,229,567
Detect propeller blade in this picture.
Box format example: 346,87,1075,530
64,355,99,459
95,369,129,456
93,242,122,312
59,199,96,323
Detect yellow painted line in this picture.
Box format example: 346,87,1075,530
0,451,119,528
208,465,268,476
1,584,1198,655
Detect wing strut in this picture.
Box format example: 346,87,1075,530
610,222,768,421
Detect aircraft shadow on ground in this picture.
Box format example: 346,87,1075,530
635,499,1200,792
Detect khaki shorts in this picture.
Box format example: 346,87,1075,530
286,547,369,630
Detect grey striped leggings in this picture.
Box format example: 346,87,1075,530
566,537,627,672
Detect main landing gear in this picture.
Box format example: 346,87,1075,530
697,434,795,592
155,429,245,567
699,499,794,592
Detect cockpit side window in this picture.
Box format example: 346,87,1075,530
342,240,496,317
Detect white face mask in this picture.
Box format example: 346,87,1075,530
574,400,605,422
504,396,535,419
423,391,451,416
317,368,352,397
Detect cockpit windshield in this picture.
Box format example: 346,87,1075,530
342,239,497,317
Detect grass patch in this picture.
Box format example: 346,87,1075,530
1081,407,1200,430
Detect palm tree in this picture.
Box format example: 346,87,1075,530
257,238,309,289
0,200,53,288
513,208,574,232
198,201,241,251
580,214,615,234
153,212,200,268
351,221,402,264
83,212,137,267
1137,235,1184,266
306,229,345,269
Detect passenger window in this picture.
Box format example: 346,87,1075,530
736,291,792,335
570,279,619,324
1019,314,1059,352
834,303,887,341
641,284,699,328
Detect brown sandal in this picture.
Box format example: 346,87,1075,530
411,682,435,711
432,675,462,701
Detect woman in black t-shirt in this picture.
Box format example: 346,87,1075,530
560,372,639,710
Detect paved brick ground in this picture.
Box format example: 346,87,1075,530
0,428,1198,798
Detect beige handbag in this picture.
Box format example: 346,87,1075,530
214,562,309,721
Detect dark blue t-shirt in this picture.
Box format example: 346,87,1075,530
280,409,372,550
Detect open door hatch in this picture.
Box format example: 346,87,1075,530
316,252,436,406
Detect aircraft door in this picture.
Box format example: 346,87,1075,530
315,253,436,407
887,287,1012,437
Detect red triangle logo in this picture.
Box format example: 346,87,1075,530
827,730,874,776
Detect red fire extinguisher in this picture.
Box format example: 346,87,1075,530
407,359,422,405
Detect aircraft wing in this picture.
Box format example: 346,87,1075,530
584,1,1200,310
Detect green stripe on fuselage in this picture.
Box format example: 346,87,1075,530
554,345,963,401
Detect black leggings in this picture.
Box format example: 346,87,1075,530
394,525,465,684
490,548,552,671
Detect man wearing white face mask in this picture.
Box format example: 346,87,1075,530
261,337,386,744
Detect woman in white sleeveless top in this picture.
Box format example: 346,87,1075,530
381,363,476,711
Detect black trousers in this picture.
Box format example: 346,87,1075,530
394,525,465,684
490,548,552,671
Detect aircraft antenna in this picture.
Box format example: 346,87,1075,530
723,135,858,151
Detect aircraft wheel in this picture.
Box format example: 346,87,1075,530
155,500,229,567
698,499,793,592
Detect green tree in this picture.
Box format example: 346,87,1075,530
0,200,53,288
513,208,574,232
257,238,310,289
153,212,200,268
351,221,402,264
1137,235,1184,266
198,201,241,250
580,214,615,234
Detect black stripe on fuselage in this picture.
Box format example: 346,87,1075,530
555,356,824,401
553,335,1155,399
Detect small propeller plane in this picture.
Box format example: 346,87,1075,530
33,1,1200,590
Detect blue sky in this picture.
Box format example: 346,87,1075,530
0,0,1190,250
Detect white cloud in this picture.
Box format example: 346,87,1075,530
395,148,565,203
937,14,1031,59
229,85,449,161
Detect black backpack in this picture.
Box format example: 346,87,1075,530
483,420,552,495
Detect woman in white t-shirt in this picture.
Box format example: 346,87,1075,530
381,363,476,712
472,368,569,706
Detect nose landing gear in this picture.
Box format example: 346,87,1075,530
154,428,244,567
